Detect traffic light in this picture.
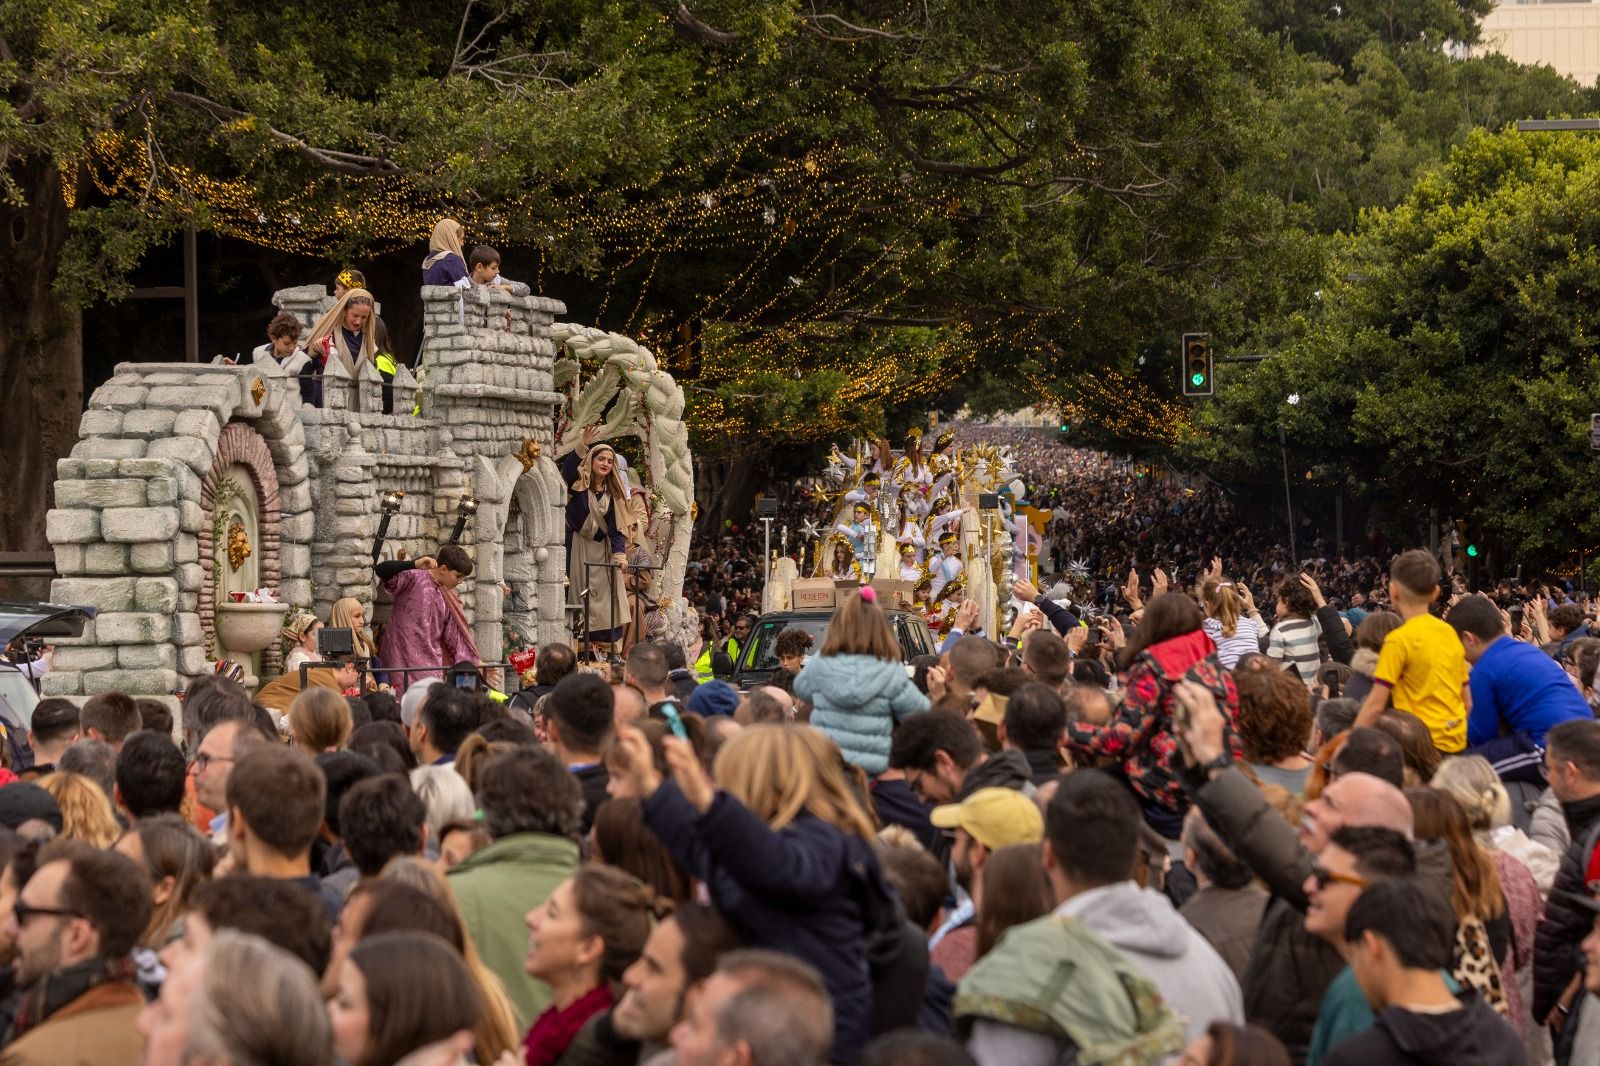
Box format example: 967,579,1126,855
1181,333,1213,397
1466,543,1480,559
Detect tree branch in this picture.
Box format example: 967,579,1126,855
670,3,742,45
799,11,918,42
165,91,400,177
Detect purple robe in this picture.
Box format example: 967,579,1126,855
378,569,478,684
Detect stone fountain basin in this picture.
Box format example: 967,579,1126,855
213,601,290,655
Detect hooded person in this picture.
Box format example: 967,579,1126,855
558,428,630,648
328,597,379,661
303,287,378,409
421,217,468,286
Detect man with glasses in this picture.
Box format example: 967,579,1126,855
1173,680,1419,1062
0,840,151,1062
191,720,269,846
1301,828,1418,1065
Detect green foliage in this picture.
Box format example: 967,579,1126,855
1193,128,1600,565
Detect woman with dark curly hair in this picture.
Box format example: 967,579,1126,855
1235,668,1315,795
1266,574,1322,685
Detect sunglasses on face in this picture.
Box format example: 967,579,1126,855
1310,866,1367,891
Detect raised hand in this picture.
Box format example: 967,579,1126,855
613,724,662,799
1210,556,1224,579
414,556,438,571
955,598,981,632
1173,680,1227,767
664,737,715,813
1123,569,1143,609
1012,578,1040,603
1066,623,1088,655
1153,567,1170,597
1298,571,1326,609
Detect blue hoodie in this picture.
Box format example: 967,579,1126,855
795,653,929,774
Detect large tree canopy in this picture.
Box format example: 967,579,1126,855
1189,128,1600,567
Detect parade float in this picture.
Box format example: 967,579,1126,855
41,283,693,699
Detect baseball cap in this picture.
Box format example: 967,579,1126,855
0,783,63,833
929,786,1043,849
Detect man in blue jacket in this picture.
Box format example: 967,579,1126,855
1446,595,1591,783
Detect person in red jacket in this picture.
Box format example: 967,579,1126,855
1063,593,1240,826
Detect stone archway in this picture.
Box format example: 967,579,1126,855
199,423,283,673
44,364,314,697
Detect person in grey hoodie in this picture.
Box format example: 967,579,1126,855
795,588,929,775
965,769,1243,1064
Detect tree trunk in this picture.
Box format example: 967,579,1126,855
694,453,764,539
0,161,83,599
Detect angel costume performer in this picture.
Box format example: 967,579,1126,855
560,442,631,644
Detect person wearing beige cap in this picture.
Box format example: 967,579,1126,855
927,787,1044,982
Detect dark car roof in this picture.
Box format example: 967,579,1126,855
0,602,97,647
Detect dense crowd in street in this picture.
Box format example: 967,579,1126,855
7,415,1600,1066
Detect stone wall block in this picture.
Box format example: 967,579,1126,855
79,410,124,437
40,672,82,697
174,409,222,441
50,577,135,612
279,578,313,606
84,669,176,696
135,578,181,613
148,437,216,475
174,614,203,645
101,507,181,543
53,544,85,577
97,613,172,644
118,645,176,670
72,438,146,462
179,646,209,675
178,501,205,534
45,509,100,544
52,647,116,672
83,544,128,574
130,542,176,573
144,477,179,506
281,512,314,541
123,410,178,439
54,479,145,510
90,385,148,410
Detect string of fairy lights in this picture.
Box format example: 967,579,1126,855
66,64,1183,445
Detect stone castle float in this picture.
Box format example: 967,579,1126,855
41,283,692,698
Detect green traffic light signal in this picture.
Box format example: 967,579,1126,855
1466,544,1479,558
1191,372,1206,387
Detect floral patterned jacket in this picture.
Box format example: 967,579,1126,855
1064,629,1241,811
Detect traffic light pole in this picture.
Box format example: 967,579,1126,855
1278,426,1297,569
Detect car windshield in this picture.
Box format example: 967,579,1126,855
740,617,831,672
0,668,38,732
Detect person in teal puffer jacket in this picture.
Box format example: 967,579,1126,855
795,587,929,774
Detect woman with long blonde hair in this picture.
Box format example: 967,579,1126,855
304,287,378,408
38,772,120,847
614,721,895,1062
328,597,378,661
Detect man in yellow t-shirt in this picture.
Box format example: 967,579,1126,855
1354,550,1470,753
